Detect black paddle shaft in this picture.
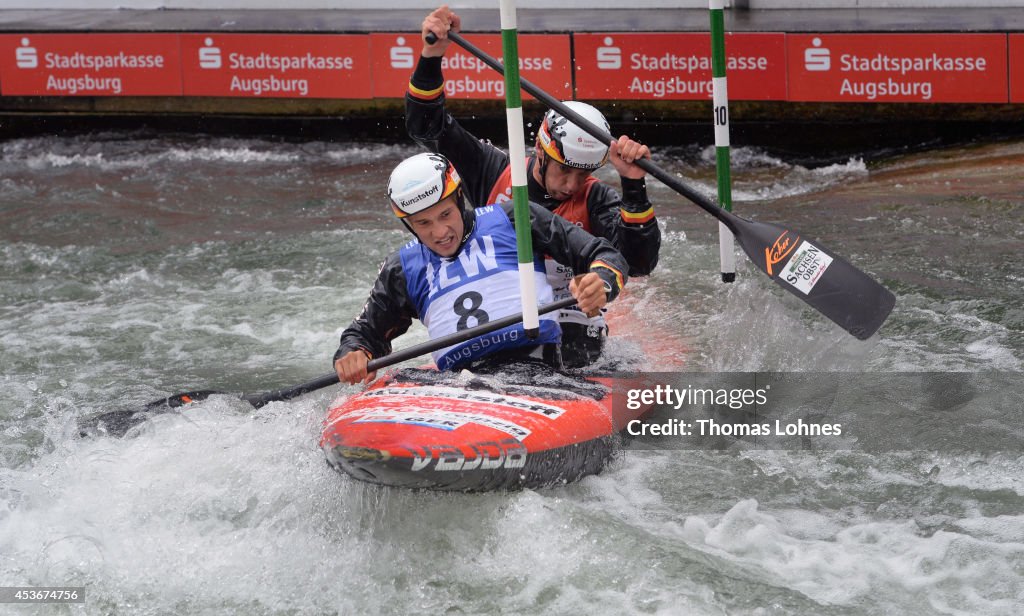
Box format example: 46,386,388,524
243,296,577,407
443,30,895,340
81,297,578,437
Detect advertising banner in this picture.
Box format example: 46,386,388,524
787,33,1008,103
369,33,571,100
1010,34,1024,103
180,34,371,98
0,33,181,96
574,32,787,100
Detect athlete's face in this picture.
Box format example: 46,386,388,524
534,150,594,201
407,196,464,258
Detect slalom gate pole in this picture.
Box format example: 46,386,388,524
498,0,540,338
710,0,736,283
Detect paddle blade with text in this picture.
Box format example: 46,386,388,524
732,216,895,340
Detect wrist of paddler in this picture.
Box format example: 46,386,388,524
334,347,375,385
570,273,612,317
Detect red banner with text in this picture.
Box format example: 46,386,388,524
0,33,181,96
787,33,1008,103
0,31,1015,104
369,33,571,99
574,32,787,101
1010,34,1024,103
180,34,371,98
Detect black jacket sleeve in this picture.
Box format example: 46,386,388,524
500,201,628,301
334,252,418,363
586,179,660,277
406,55,510,210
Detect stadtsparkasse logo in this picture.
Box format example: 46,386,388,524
390,36,414,69
198,38,221,69
765,230,799,276
596,37,621,70
16,38,38,68
805,37,831,72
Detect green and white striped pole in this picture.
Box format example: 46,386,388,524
499,0,540,337
710,0,736,283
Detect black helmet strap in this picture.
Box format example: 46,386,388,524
534,149,554,198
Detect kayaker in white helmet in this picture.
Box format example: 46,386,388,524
333,152,628,385
406,4,660,368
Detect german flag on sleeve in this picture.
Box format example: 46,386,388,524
591,260,625,293
408,81,444,101
620,206,655,225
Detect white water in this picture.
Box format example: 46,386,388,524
1,135,1021,614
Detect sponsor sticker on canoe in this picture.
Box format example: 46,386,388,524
353,409,466,431
1011,35,1024,103
0,33,181,96
364,386,566,418
353,408,532,440
574,32,787,100
780,241,833,295
180,34,371,98
787,33,1008,103
407,439,528,472
370,33,571,99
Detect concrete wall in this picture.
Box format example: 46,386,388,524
9,1,699,8
1,1,1021,9
750,0,1023,6
0,1,704,8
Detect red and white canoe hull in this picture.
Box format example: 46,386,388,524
320,367,642,491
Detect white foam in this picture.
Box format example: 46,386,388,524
166,146,298,164
3,136,417,174
678,498,1024,613
965,337,1022,370
693,145,869,202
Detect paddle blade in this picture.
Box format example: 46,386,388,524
78,390,223,438
730,215,895,340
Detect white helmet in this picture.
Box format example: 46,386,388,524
537,101,611,170
387,153,462,218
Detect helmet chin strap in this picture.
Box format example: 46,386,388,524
534,149,554,198
455,189,475,255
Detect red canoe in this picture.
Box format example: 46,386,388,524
320,363,650,491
